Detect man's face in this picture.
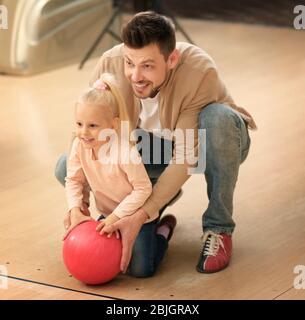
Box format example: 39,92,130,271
123,43,178,99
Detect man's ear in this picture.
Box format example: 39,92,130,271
167,49,180,69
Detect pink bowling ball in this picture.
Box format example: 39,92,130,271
63,220,122,285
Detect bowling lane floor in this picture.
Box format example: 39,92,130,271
1,18,305,300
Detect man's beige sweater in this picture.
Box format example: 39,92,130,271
90,42,257,221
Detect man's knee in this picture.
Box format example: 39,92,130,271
55,154,67,186
127,233,156,278
128,262,155,278
199,103,250,163
199,103,242,130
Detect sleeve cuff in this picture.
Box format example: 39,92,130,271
68,201,83,213
142,200,160,221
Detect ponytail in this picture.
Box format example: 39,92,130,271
98,73,134,144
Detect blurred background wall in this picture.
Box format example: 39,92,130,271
0,0,299,76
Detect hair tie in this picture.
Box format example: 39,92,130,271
93,79,109,91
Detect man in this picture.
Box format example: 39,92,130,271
55,11,256,276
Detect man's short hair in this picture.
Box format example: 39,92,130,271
121,11,176,60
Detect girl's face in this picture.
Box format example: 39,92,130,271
75,103,118,150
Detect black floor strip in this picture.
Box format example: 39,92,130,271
0,274,124,300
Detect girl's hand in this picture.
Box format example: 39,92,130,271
96,213,120,239
62,207,92,240
63,202,91,231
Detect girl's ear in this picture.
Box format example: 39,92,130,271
111,117,120,130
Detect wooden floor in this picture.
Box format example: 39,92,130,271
1,17,305,300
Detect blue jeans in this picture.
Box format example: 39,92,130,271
199,103,250,234
55,102,250,274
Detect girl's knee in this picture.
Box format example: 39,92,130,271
55,154,67,186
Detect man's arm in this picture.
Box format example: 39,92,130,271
141,111,198,219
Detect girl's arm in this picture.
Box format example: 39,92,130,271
65,138,87,211
63,138,93,239
65,138,89,214
105,147,152,224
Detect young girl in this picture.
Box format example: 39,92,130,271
63,73,152,239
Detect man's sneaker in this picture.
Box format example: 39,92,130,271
196,231,232,273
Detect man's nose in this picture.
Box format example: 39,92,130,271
131,67,143,82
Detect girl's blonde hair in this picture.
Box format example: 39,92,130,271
77,73,132,141
69,74,133,153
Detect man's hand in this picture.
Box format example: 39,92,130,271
100,209,148,273
62,206,92,240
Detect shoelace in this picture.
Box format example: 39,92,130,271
201,231,225,256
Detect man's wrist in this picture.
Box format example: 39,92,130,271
137,208,149,223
